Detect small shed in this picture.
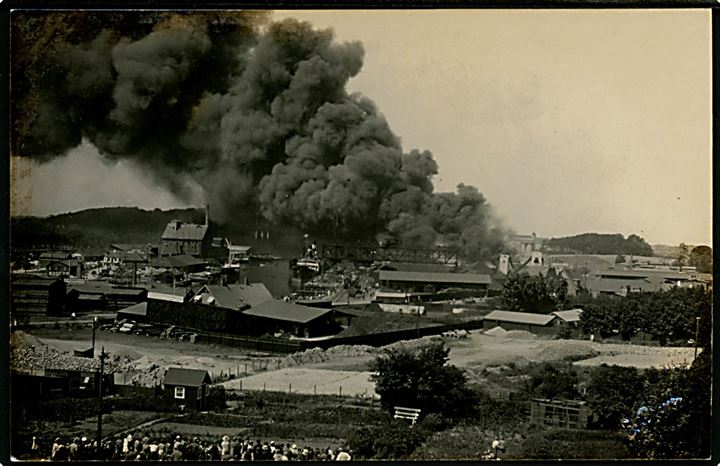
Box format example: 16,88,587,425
551,309,584,338
163,367,212,411
529,398,591,429
482,310,557,335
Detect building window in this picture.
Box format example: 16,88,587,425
174,386,185,399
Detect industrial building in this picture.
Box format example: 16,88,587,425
11,275,67,316
377,270,492,294
160,206,212,257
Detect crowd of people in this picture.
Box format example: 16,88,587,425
44,433,353,461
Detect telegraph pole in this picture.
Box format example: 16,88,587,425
694,316,701,359
96,347,108,456
92,317,97,357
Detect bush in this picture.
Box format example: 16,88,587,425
370,340,478,420
510,429,632,459
347,421,427,460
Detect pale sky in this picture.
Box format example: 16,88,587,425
16,9,712,246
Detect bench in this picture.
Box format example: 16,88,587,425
394,406,422,426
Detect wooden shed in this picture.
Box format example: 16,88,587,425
529,398,591,429
163,367,212,411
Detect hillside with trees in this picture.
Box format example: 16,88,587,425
545,233,653,256
10,207,308,259
11,207,205,250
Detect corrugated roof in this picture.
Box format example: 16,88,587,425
163,367,211,387
242,300,332,324
162,221,209,241
378,270,491,285
193,283,272,310
551,309,583,322
484,310,556,326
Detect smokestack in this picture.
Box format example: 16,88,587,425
205,204,210,226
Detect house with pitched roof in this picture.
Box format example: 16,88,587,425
160,206,212,257
163,367,212,411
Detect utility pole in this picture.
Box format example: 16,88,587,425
694,316,701,359
92,317,97,357
96,347,108,456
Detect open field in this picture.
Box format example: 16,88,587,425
221,368,378,398
25,326,698,390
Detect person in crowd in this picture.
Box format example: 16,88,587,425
335,446,352,461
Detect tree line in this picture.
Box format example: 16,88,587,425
545,233,653,256
577,287,711,346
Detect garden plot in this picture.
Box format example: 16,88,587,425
221,368,378,398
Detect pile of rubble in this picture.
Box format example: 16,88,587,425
10,331,130,374
277,344,375,368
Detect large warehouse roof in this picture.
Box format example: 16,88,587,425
242,300,332,324
378,270,491,285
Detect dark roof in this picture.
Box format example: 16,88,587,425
377,262,457,274
109,243,146,252
584,276,656,295
12,276,64,287
378,270,491,285
69,284,147,296
484,310,557,326
193,283,273,310
163,367,211,387
242,300,333,324
150,255,206,268
595,269,697,280
162,221,209,241
117,302,147,317
108,251,147,262
78,247,107,258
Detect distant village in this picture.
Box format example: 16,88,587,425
11,205,711,347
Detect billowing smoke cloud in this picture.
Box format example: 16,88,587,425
12,11,508,260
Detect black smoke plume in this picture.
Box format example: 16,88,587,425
12,11,509,260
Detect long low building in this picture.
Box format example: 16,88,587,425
378,270,492,293
117,297,348,339
483,310,558,335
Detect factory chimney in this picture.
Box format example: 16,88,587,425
205,204,210,226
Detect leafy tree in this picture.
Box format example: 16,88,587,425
688,245,712,273
674,242,690,270
578,288,711,345
545,233,653,256
370,339,477,420
501,272,567,313
624,350,711,459
585,365,644,430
